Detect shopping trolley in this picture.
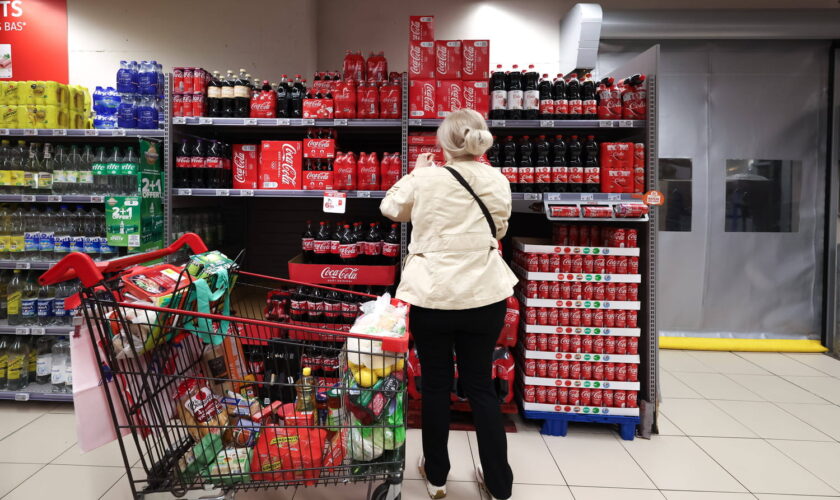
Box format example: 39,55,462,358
40,233,409,500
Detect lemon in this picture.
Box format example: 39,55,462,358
358,367,378,388
395,358,405,372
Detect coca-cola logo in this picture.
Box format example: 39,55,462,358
463,45,474,74
251,100,273,111
320,267,359,280
280,143,298,185
463,85,475,106
436,45,448,73
307,139,331,148
410,20,422,39
422,82,434,111
306,171,331,180
233,153,248,183
409,45,423,74
449,84,461,109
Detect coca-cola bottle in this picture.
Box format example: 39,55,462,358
487,136,500,168
221,70,236,117
582,73,597,120
551,135,568,192
207,71,222,117
175,139,191,188
330,222,343,264
506,65,523,120
534,135,551,193
205,140,224,189
314,221,331,264
234,69,251,118
290,285,307,324
307,287,324,325
190,139,207,189
301,220,315,263
338,224,358,265
567,135,583,192
290,74,305,118
382,223,399,266
518,136,534,193
501,135,518,192
566,73,582,120
364,222,382,265
538,74,554,120
489,64,507,120
583,135,599,193
324,289,342,326
341,290,357,331
276,75,290,118
523,64,540,120
552,74,567,120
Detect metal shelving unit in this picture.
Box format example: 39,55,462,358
0,194,106,203
0,320,73,336
0,128,164,138
172,188,386,199
0,260,58,270
0,384,74,402
408,119,646,129
172,117,402,128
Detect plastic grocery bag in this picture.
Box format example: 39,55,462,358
347,293,407,370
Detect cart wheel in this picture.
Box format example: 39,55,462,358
371,482,401,500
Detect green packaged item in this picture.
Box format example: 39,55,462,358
182,251,237,345
179,433,224,482
202,447,252,486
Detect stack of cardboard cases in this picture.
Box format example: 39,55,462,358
0,80,91,129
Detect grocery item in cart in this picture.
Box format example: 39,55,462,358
174,378,230,441
203,447,252,486
120,264,192,305
250,422,328,484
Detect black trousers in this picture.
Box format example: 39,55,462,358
410,300,513,500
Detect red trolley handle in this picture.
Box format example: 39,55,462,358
39,233,209,288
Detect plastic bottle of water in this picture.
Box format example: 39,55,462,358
137,96,159,129
82,207,99,258
138,61,152,95
95,208,116,260
9,205,25,261
71,205,85,254
77,145,93,195
53,204,72,260
117,94,137,129
117,60,134,93
39,206,55,262
35,336,53,384
90,146,107,196
0,206,9,261
53,281,74,325
37,281,55,326
51,336,69,393
5,335,29,390
21,271,38,326
92,86,105,115
122,146,137,195
6,269,22,325
23,206,40,261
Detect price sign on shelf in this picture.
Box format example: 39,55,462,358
47,195,62,202
334,119,348,126
176,189,192,196
540,120,555,128
15,327,29,335
619,120,633,128
276,119,291,126
243,118,257,126
172,117,186,125
524,193,540,201
599,120,614,128
408,119,422,126
323,190,347,214
30,327,45,335
490,120,506,127
355,191,371,198
113,129,127,136
90,195,105,203
240,189,254,197
52,129,67,136
216,189,230,196
300,119,315,126
84,129,98,136
14,393,30,402
580,193,594,201
21,195,35,202
24,129,37,136
607,193,622,201
0,129,9,135
198,117,213,125
642,190,665,206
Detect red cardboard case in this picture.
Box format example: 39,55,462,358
409,79,436,118
260,141,302,189
435,40,462,79
436,80,464,117
461,40,490,80
232,144,259,189
303,138,336,159
288,255,397,285
409,16,435,41
462,80,489,118
408,41,435,80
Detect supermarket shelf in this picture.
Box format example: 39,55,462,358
512,262,641,283
523,375,641,391
0,383,73,402
172,188,386,199
523,349,640,364
543,193,640,202
0,194,106,203
522,402,640,418
0,260,57,270
0,128,164,138
408,119,646,129
0,319,73,336
523,323,642,337
513,237,641,257
517,292,641,310
172,117,402,128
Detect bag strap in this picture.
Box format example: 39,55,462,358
444,166,496,237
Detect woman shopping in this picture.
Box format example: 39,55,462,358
380,109,518,500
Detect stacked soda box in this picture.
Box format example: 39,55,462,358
512,231,642,417
407,16,490,119
172,67,211,118
0,81,90,129
407,132,444,169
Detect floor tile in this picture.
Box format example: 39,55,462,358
656,414,686,436
732,375,826,404
712,401,832,441
0,402,56,440
544,432,655,489
660,350,717,372
405,479,480,500
660,371,704,400
659,399,757,438
468,429,565,485
769,440,840,492
687,352,769,375
0,413,76,463
671,373,762,401
294,482,370,500
784,376,840,405
661,492,756,500
499,483,574,500
99,468,240,500
736,353,826,377
53,435,142,468
621,436,745,492
755,496,840,500
4,464,124,500
0,463,43,497
569,486,666,499
404,429,475,482
777,403,840,441
783,353,840,378
693,437,837,496
49,403,75,414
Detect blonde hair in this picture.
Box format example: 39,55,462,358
436,109,494,161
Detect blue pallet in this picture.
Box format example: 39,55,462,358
524,410,640,440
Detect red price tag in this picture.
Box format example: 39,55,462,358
642,190,664,206
323,190,347,214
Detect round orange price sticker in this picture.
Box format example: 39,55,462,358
642,190,664,206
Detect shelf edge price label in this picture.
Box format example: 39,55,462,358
243,118,257,126
599,120,613,128
47,195,62,202
21,195,35,202
334,119,348,126
276,119,290,126
91,195,104,203
24,129,37,136
524,193,540,200
30,327,45,335
52,129,67,136
84,129,98,136
15,262,30,269
172,117,186,124
198,117,213,125
607,193,622,201
176,189,192,196
545,193,560,201
14,393,30,402
580,193,594,201
619,120,633,128
15,327,29,335
540,120,555,128
113,129,127,136
408,119,422,126
0,129,8,135
216,189,230,196
240,189,254,197
490,120,506,127
355,191,371,198
323,190,347,214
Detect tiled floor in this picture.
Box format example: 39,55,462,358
2,351,840,499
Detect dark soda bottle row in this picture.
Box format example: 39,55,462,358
175,138,232,189
302,220,400,266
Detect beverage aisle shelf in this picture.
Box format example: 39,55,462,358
0,384,73,402
0,195,106,203
0,320,73,336
0,129,165,138
408,119,646,129
172,188,387,199
0,260,58,270
512,262,642,283
172,117,402,128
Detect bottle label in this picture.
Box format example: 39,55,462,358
83,236,99,254
568,167,584,183
507,90,524,110
24,231,39,252
7,291,21,315
491,90,507,110
79,171,93,184
0,235,8,252
338,243,359,260
221,87,235,99
568,99,583,116
23,172,35,188
535,166,552,184
234,85,250,99
21,298,36,318
37,298,53,317
524,90,540,110
584,167,600,185
9,235,24,253
583,99,597,115
53,170,67,183
99,237,115,255
552,166,569,184
39,232,54,252
51,363,65,384
65,364,72,386
501,166,519,184
28,350,36,372
53,298,67,317
37,355,52,377
330,239,340,254
175,157,191,169
539,99,555,115
519,166,535,184
364,241,382,257
0,171,9,186
54,235,71,254
302,237,314,252
207,86,221,99
66,170,78,183
10,171,23,187
0,354,6,377
313,240,331,255
71,236,85,253
37,173,53,190
382,242,399,258
7,355,23,380
554,99,568,115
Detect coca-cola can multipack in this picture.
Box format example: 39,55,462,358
409,16,435,41
461,40,490,80
435,40,462,79
408,41,435,79
462,81,490,118
259,141,302,189
232,144,259,189
436,80,464,118
409,79,436,118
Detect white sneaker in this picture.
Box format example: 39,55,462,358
419,455,446,499
476,465,510,500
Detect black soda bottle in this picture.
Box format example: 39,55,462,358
277,75,290,118
489,64,507,120
538,74,554,120
364,222,382,265
382,223,400,266
553,74,567,120
190,139,207,189
329,222,343,264
338,224,358,265
301,220,315,263
534,135,551,193
518,136,534,193
566,73,582,120
205,140,224,189
583,135,599,193
175,139,191,188
506,65,523,120
487,136,500,168
314,221,331,264
523,64,540,120
551,135,567,192
567,135,583,192
582,73,597,120
502,135,518,192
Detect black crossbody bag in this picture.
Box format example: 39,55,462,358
444,166,496,237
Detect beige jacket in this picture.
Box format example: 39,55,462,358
380,160,519,310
